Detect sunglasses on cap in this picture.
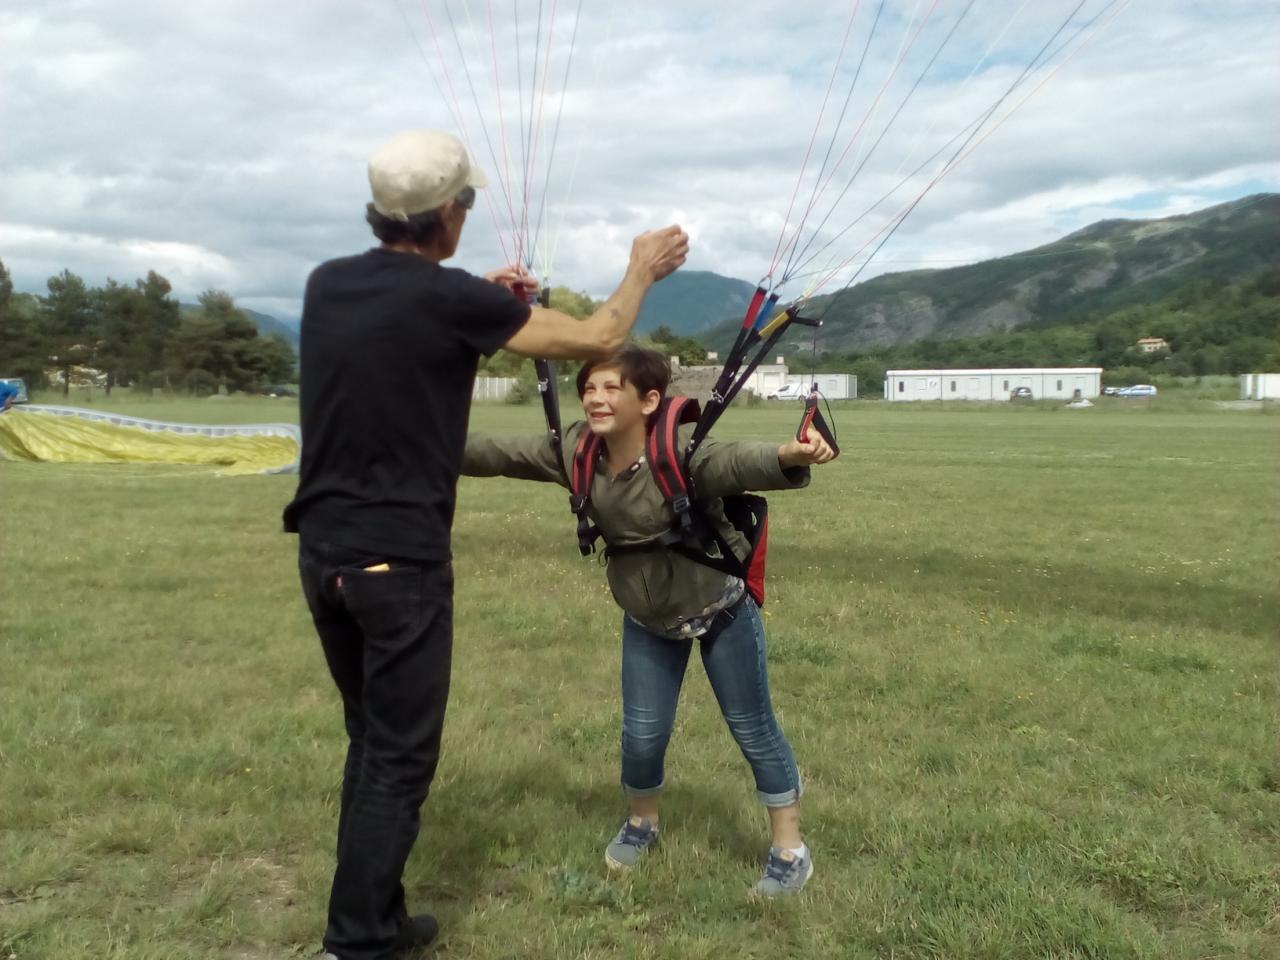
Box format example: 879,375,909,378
454,185,476,210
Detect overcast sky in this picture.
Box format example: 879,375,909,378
3,0,1277,321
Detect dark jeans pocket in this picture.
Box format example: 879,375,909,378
337,565,424,640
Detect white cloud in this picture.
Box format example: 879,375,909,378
1,0,1276,316
0,223,235,291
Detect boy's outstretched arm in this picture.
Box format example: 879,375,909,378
687,429,838,500
777,434,838,469
462,429,573,485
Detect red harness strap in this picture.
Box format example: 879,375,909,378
646,397,701,535
569,429,605,556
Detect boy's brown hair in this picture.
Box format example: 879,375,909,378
575,344,671,400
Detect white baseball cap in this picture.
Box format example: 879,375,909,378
367,130,488,220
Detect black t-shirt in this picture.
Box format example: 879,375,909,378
283,248,530,560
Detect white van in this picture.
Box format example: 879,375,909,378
768,383,807,400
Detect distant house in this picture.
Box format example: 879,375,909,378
746,357,790,397
45,364,108,389
747,359,857,400
680,356,788,396
1137,337,1170,353
675,356,857,400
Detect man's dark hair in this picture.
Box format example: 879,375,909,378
576,344,671,400
365,203,445,245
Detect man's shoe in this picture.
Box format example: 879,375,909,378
604,816,659,870
393,913,439,953
750,847,814,898
315,913,438,958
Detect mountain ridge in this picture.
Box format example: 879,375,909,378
693,193,1279,353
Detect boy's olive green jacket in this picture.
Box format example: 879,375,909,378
462,421,809,632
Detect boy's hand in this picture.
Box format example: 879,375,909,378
778,435,838,469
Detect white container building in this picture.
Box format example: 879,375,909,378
1240,373,1280,400
472,376,517,401
884,368,1102,402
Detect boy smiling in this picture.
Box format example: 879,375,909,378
463,345,836,896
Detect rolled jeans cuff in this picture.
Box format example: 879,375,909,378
621,777,665,799
758,776,803,808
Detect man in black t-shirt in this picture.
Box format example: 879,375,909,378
284,130,687,960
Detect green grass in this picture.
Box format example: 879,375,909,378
2,397,1277,959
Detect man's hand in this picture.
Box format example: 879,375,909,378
778,435,838,469
484,264,537,297
628,225,690,283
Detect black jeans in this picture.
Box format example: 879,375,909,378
298,538,453,960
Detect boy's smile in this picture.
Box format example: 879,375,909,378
581,366,658,438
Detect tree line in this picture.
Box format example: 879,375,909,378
821,269,1280,396
0,259,296,396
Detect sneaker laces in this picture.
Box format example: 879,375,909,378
764,851,800,883
618,819,655,847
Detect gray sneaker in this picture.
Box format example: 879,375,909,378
604,816,659,870
751,847,814,898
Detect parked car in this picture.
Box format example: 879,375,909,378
260,384,297,398
1009,386,1034,401
767,383,807,400
1102,386,1120,396
0,377,29,404
1117,384,1158,397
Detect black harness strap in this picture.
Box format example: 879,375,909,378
535,358,562,456
532,288,565,466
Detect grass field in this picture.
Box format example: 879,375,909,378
2,394,1277,959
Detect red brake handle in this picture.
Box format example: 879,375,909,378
797,397,818,442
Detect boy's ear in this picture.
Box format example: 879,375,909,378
641,389,662,416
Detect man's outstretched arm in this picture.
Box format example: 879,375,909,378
502,225,689,361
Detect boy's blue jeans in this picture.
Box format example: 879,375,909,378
620,597,802,807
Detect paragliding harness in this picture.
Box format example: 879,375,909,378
567,396,772,605
538,282,839,608
562,286,839,606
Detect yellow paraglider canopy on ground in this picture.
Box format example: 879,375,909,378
0,405,300,476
